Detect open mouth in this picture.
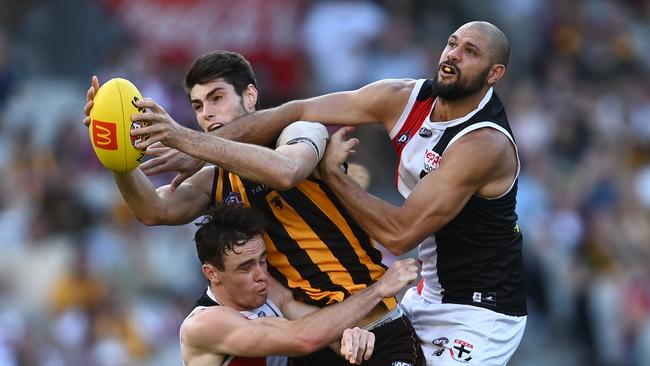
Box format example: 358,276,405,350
207,123,223,132
440,64,457,75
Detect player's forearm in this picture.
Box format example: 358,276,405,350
215,102,303,145
289,284,384,353
320,167,416,255
113,170,167,225
170,127,305,190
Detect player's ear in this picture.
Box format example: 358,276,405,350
487,64,506,85
202,264,222,285
243,84,258,112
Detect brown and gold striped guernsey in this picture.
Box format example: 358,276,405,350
211,167,397,310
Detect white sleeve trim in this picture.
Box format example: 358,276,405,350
444,121,521,199
389,79,426,139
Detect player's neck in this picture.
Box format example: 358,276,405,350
431,88,490,122
209,285,255,312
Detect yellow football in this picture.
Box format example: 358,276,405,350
89,78,149,174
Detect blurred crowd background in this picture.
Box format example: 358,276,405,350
0,0,649,365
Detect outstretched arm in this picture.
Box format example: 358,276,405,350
214,79,414,146
318,127,518,255
131,99,326,190
266,277,374,364
181,259,418,364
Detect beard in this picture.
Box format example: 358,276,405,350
433,64,490,101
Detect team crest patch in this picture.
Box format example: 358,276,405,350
223,192,244,206
450,339,474,363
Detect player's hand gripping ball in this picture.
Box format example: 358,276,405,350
88,78,149,174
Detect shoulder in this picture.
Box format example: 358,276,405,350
441,126,515,182
180,306,242,347
453,126,512,155
357,79,418,127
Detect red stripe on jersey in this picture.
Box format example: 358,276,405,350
390,97,434,156
392,97,435,189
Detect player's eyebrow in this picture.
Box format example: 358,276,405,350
236,258,256,270
190,86,225,104
448,34,481,51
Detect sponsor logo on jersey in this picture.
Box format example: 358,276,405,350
250,184,266,195
92,120,118,150
472,292,481,303
432,337,449,357
423,149,442,173
391,362,413,366
223,192,244,206
418,127,433,138
472,292,496,306
397,132,410,145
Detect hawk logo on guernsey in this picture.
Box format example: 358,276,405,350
270,196,283,210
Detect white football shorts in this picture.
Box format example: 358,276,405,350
401,287,526,366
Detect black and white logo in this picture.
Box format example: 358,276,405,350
418,127,433,138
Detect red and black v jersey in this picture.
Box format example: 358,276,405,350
211,167,397,309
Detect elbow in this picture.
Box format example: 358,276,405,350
270,164,302,191
138,216,161,227
382,240,411,256
380,234,419,256
134,206,168,226
385,244,409,257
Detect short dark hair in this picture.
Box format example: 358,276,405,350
184,50,260,108
194,206,266,270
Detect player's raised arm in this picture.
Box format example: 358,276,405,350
215,79,415,146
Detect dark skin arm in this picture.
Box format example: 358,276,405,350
318,126,518,255
213,79,413,145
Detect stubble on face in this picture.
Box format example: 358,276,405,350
432,63,491,101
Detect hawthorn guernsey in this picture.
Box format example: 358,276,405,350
88,78,149,174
